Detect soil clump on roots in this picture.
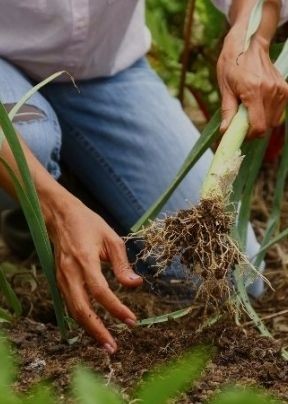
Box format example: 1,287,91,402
138,199,245,309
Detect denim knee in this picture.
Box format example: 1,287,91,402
0,58,62,179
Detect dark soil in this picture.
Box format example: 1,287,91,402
1,164,288,403
2,261,288,403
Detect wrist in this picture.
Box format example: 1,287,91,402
36,178,77,235
229,0,280,46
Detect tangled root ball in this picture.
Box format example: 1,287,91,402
137,199,245,307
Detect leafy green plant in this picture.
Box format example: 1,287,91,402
147,0,226,112
0,336,280,404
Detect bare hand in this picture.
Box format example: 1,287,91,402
46,194,143,354
217,29,288,138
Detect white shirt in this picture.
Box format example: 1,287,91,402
0,1,287,81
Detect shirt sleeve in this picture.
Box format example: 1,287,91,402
211,0,288,26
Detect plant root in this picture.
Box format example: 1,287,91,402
135,199,250,312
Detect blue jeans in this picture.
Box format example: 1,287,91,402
0,57,264,296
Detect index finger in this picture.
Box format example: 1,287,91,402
84,256,137,325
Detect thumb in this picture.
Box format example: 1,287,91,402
220,90,239,134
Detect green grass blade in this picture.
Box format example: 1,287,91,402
274,39,288,78
232,143,256,204
270,42,285,61
0,307,13,322
8,71,68,121
132,109,221,232
254,227,288,258
255,109,288,267
0,103,46,222
211,387,281,404
234,267,271,338
137,306,193,326
235,137,269,249
0,336,16,389
0,102,66,335
232,143,277,346
0,157,66,336
134,345,213,404
0,337,21,404
0,266,22,316
73,367,124,404
22,386,58,404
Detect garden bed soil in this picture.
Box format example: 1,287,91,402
4,278,288,403
1,165,288,403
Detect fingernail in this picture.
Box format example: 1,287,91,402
125,318,136,327
103,343,116,355
129,274,141,280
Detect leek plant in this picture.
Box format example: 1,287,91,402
133,1,288,336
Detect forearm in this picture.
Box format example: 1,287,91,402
229,0,281,46
0,135,70,229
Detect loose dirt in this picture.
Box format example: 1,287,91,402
1,164,288,403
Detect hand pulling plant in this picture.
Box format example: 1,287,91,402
133,2,288,313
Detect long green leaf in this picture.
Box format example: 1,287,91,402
232,143,256,205
235,137,269,249
0,337,21,403
0,72,79,336
0,336,16,390
255,109,288,267
232,136,280,349
135,345,213,404
132,109,221,232
0,307,13,322
274,39,288,78
137,306,193,326
0,266,22,316
22,386,58,404
8,71,68,122
211,387,281,404
73,367,123,404
0,102,66,335
270,42,286,61
0,156,66,336
234,267,271,338
254,227,288,258
0,103,49,226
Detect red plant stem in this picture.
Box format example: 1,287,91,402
187,85,211,121
178,0,196,105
